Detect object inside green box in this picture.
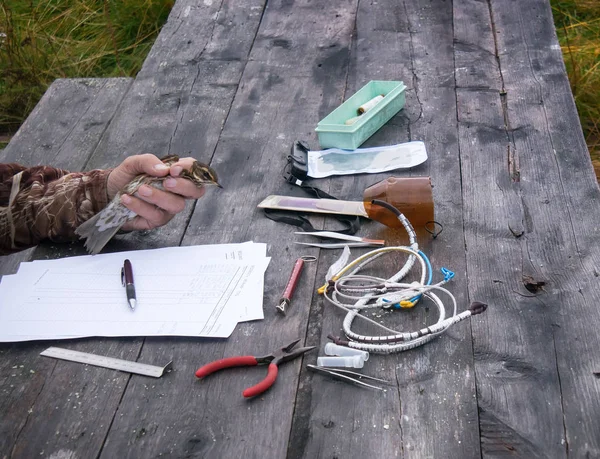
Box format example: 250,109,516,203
316,80,406,150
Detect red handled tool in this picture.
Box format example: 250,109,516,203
195,339,315,398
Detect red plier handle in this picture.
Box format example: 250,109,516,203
195,356,279,398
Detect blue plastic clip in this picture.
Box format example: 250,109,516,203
441,268,455,282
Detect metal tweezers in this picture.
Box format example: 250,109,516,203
294,231,386,249
307,364,391,391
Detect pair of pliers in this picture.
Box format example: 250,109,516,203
294,231,386,249
195,339,315,398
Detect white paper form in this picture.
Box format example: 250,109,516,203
0,259,258,341
0,243,270,342
148,242,269,322
16,242,269,322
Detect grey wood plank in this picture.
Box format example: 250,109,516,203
389,0,481,456
526,18,600,456
0,247,34,278
294,0,481,457
454,2,566,456
0,78,132,457
2,340,142,458
99,0,360,457
1,78,131,167
488,0,600,456
457,0,600,456
457,89,566,459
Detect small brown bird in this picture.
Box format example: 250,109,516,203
75,155,221,254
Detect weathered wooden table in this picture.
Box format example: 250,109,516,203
2,0,600,457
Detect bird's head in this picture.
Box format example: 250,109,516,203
184,161,223,188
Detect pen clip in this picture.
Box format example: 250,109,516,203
121,267,125,287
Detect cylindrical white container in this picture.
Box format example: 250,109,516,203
324,342,369,361
317,355,365,369
358,94,385,114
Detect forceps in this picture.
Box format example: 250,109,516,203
294,231,385,249
307,364,391,391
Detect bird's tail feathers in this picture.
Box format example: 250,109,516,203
75,212,122,255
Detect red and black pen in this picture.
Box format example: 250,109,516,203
121,259,137,310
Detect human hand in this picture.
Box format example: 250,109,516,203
106,154,207,232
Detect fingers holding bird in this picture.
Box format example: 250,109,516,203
120,191,180,231
169,157,197,176
123,180,194,226
118,158,208,231
107,153,170,199
168,157,210,199
131,158,208,210
76,154,220,254
164,175,207,200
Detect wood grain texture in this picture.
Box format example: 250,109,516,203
392,0,481,457
1,78,132,167
454,0,566,456
458,0,600,457
488,0,600,457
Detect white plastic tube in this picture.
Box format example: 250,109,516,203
317,355,365,368
324,342,369,361
358,94,384,114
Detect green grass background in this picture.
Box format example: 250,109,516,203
0,0,598,177
0,0,173,137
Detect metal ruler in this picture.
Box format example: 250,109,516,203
40,346,172,378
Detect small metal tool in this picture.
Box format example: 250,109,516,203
40,347,172,378
294,231,385,249
276,256,316,315
307,364,391,391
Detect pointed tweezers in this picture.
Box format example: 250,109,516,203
294,231,385,249
307,364,391,391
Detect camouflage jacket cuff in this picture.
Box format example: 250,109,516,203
0,164,113,254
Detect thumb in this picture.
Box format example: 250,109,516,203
123,154,170,178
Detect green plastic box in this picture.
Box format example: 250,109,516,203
315,80,406,150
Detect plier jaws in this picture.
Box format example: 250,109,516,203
255,338,315,365
195,339,315,398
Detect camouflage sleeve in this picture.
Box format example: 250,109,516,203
0,163,113,255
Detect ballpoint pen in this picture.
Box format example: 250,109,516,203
121,259,137,310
